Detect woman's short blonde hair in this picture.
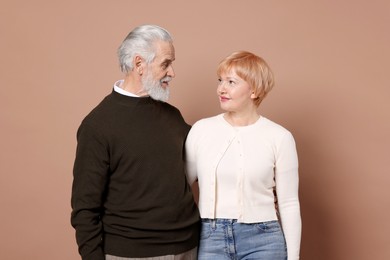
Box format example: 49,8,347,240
217,51,274,106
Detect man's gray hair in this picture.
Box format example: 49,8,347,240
118,24,173,73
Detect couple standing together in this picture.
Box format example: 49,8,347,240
71,24,301,260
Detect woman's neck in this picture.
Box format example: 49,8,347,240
223,111,260,127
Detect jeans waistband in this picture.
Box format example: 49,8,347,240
201,218,238,224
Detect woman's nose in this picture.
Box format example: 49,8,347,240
217,82,226,94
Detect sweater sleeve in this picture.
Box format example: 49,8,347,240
71,122,109,260
274,132,302,260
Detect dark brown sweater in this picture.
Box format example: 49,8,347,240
71,90,200,260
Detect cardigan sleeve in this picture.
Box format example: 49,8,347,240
184,125,199,185
274,131,302,260
71,122,109,260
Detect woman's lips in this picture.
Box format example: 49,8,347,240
219,96,230,102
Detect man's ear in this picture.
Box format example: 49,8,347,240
134,55,143,75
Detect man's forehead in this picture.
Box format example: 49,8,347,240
154,41,175,60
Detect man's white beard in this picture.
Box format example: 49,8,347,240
142,72,170,102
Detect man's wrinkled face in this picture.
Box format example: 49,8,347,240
142,41,175,101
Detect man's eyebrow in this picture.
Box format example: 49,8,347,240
161,59,173,65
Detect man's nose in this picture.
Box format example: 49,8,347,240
167,65,175,78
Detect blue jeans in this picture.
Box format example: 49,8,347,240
105,247,197,259
198,219,287,260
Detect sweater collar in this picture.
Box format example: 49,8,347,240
110,89,165,108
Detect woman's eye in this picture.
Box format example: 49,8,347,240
229,80,235,85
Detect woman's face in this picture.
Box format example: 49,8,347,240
217,70,256,113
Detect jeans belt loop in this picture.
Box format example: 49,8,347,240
211,219,216,229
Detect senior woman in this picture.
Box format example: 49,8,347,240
185,51,301,260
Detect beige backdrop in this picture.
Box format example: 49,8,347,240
1,0,389,259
